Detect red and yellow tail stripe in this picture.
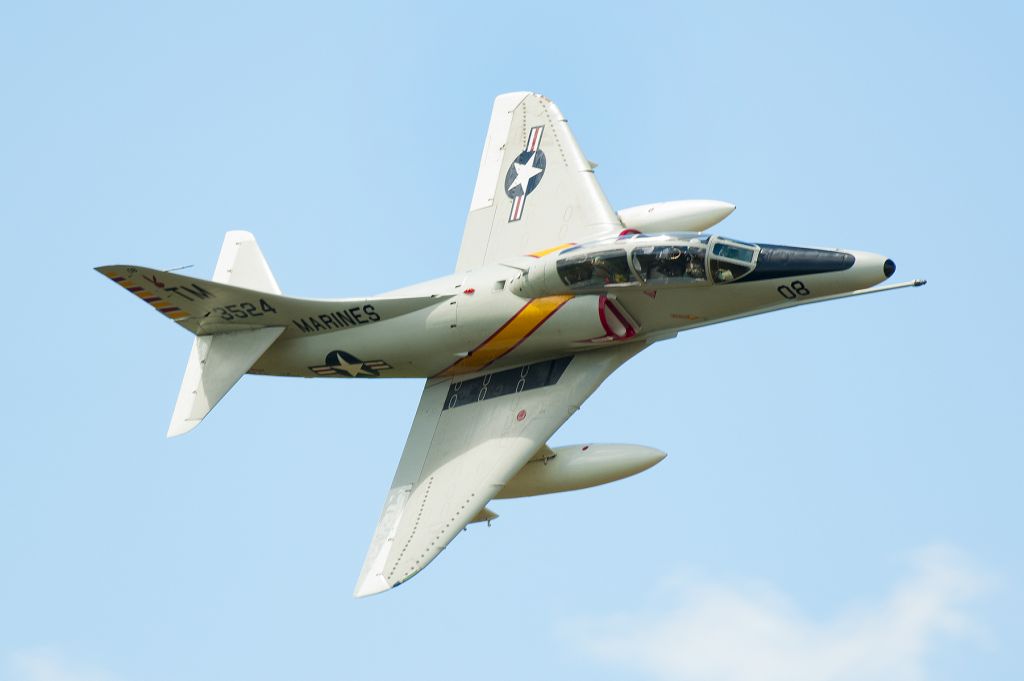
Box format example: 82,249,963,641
435,294,573,378
100,270,189,320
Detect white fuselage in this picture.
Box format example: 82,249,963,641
249,234,894,381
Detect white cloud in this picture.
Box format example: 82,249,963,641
567,545,987,681
7,648,117,681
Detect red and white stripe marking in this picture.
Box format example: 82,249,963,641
509,193,526,221
526,125,544,152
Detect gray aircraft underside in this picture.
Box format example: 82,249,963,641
98,92,924,597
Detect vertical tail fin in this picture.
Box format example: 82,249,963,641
212,230,281,294
167,231,284,437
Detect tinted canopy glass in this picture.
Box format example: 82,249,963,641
556,249,636,289
709,239,757,283
631,243,708,284
712,241,756,263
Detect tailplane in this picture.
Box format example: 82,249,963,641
97,231,445,437
166,326,284,437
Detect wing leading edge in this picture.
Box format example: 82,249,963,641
354,343,645,597
455,92,622,272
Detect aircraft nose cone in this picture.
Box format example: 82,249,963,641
883,259,896,279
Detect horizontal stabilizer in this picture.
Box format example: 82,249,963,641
95,264,447,338
168,326,285,437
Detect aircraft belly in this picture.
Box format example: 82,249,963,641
249,310,458,379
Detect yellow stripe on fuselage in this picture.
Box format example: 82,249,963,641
527,243,575,258
436,295,573,378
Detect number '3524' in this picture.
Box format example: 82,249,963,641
209,299,278,320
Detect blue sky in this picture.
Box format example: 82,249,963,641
1,2,1021,680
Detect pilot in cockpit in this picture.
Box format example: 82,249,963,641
656,247,686,278
685,250,705,280
593,255,631,284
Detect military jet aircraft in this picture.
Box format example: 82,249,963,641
98,92,924,597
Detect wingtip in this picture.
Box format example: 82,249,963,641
493,91,531,111
166,418,201,438
353,575,394,599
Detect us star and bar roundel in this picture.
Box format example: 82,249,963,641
504,125,546,222
309,350,393,377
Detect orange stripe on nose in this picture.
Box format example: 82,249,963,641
435,295,573,378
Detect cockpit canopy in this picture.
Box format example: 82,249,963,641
631,243,707,284
553,234,758,291
557,249,636,289
709,240,757,282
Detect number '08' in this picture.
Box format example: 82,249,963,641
777,281,810,299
